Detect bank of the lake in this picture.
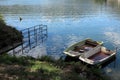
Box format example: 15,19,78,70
0,15,23,54
0,54,110,80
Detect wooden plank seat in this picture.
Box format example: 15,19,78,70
85,40,98,46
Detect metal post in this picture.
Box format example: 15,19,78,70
34,26,36,46
36,29,37,46
38,25,40,40
45,25,48,37
21,42,23,54
12,44,15,55
12,28,15,55
28,28,31,49
41,27,43,43
21,31,24,54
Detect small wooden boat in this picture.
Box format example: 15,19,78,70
63,39,103,57
79,46,116,65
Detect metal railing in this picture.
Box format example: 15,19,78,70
0,24,48,55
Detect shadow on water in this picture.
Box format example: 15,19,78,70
101,56,116,68
64,56,80,62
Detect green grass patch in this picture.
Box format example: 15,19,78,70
0,54,110,80
29,60,60,72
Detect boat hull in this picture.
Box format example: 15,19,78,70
79,46,116,65
63,39,103,57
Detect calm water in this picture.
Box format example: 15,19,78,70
1,0,120,79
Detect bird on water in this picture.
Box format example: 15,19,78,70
19,17,22,21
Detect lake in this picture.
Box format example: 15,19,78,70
1,0,120,79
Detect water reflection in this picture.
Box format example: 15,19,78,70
102,56,116,68
94,0,120,19
0,0,103,18
0,0,120,18
94,0,107,4
1,0,120,79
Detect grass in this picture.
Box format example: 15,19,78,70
0,54,61,80
0,54,110,80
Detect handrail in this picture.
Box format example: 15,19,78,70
0,24,48,55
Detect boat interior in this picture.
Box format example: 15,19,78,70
88,51,111,61
85,46,114,61
73,40,99,53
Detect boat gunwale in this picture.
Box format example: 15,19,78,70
63,39,103,57
79,48,116,65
